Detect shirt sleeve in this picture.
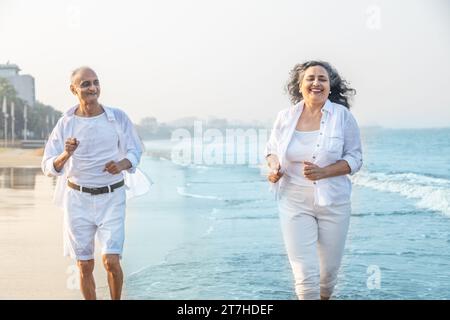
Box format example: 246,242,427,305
341,112,363,175
41,118,65,177
120,111,143,174
264,110,283,158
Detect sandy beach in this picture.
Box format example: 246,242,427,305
0,148,44,168
0,148,109,299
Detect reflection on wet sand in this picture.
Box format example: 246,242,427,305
0,166,109,299
0,167,56,190
0,180,82,299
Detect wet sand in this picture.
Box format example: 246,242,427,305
0,148,43,168
0,152,111,299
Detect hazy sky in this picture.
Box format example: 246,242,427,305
1,0,449,127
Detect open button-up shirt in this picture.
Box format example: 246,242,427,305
265,99,363,206
42,105,150,208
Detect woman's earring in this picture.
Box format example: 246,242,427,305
329,91,332,95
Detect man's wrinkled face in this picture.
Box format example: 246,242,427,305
70,69,101,104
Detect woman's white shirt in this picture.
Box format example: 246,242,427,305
265,99,363,206
284,130,320,187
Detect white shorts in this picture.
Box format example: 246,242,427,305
63,185,126,261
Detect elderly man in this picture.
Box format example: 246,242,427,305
42,67,144,300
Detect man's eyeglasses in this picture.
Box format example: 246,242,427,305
79,80,100,88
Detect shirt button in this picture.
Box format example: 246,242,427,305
313,182,317,184
320,133,323,135
317,144,320,147
321,121,324,124
312,156,316,159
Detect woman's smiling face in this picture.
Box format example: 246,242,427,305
299,65,331,105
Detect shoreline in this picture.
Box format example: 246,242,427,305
0,176,110,299
0,148,43,168
0,150,168,299
0,147,115,299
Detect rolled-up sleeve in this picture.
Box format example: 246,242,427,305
121,112,143,174
41,119,65,177
264,111,283,158
342,113,363,175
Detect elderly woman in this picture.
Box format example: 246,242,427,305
265,60,363,300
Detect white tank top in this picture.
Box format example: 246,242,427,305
68,112,123,187
284,130,319,186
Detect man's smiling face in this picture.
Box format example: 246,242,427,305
70,68,101,105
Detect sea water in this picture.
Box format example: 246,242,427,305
123,127,450,299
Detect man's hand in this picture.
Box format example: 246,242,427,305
53,137,79,172
267,154,283,183
303,161,328,181
103,159,132,175
64,137,79,156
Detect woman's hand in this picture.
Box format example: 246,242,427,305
267,154,283,183
303,161,328,181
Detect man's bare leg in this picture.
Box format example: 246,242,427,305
102,254,123,300
77,259,96,300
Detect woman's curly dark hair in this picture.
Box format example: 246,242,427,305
286,60,356,109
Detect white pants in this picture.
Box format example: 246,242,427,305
277,182,351,300
63,185,126,261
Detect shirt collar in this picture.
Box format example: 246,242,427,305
295,99,333,115
321,99,333,114
64,104,116,121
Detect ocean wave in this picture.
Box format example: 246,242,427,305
185,179,266,185
204,225,214,236
351,210,423,217
187,164,211,170
176,187,223,200
180,163,266,169
221,215,278,221
352,171,450,216
223,198,270,207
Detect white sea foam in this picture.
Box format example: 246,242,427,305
205,225,215,235
188,164,211,170
352,171,450,216
176,187,222,200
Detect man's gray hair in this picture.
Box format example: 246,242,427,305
70,66,97,84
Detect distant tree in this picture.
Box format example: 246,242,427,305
0,77,62,140
0,77,17,98
206,117,228,128
0,77,24,140
139,117,158,133
28,101,62,139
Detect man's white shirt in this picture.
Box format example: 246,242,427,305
41,105,149,207
69,112,123,186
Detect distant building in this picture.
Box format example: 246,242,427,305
0,63,36,106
